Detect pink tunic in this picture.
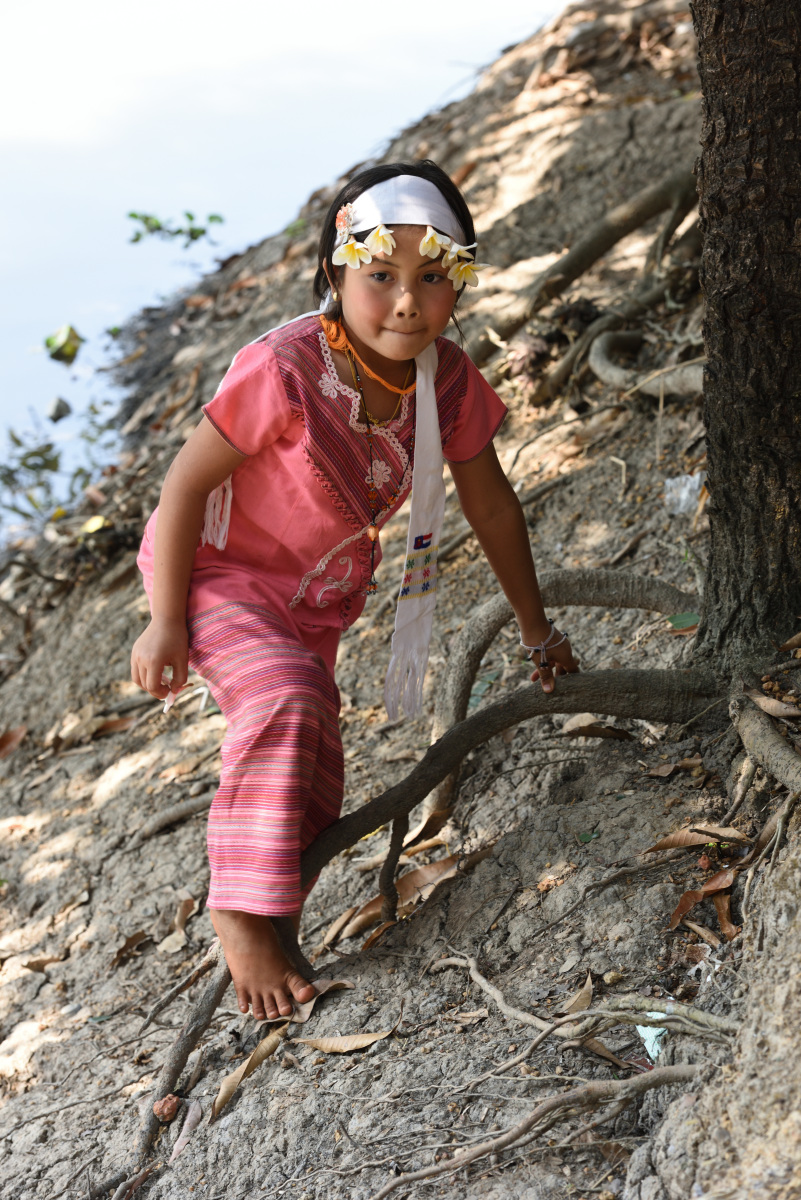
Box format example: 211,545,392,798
138,315,506,668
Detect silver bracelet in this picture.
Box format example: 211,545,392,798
520,618,568,669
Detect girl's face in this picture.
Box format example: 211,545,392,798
333,225,457,369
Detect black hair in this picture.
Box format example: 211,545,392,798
313,159,476,329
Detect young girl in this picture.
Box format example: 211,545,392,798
132,161,578,1022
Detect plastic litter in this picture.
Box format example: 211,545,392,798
664,471,706,515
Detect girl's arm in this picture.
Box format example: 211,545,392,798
131,416,246,699
448,443,579,692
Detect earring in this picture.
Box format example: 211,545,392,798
332,290,339,301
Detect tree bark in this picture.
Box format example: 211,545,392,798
693,0,801,669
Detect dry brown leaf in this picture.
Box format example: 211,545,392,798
289,978,354,1025
0,726,27,759
96,716,137,736
778,631,801,652
743,684,801,720
322,907,359,947
210,1023,288,1122
561,714,633,740
647,763,679,778
158,896,199,954
403,807,454,848
669,869,737,929
681,918,722,948
293,1020,398,1055
642,825,746,854
169,1099,203,1163
442,1008,489,1027
556,971,593,1016
22,953,65,973
159,756,202,781
110,931,150,969
341,855,460,939
712,891,741,941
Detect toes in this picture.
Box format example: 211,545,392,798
288,974,316,1004
235,986,252,1016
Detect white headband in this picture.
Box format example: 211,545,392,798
347,176,466,244
332,174,485,291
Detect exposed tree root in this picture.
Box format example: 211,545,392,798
138,941,219,1034
367,1064,698,1199
379,814,409,923
124,794,213,853
722,753,757,825
301,666,718,885
730,696,801,793
588,330,704,397
530,273,685,405
468,168,696,369
425,570,698,816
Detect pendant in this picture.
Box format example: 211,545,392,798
367,524,379,542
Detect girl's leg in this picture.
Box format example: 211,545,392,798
188,602,344,1019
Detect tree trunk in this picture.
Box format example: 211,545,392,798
693,0,801,670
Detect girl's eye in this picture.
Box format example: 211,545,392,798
370,271,391,282
423,272,445,284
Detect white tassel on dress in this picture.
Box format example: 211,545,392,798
201,476,233,550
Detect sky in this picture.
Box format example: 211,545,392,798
0,0,558,510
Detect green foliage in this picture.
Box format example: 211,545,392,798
284,216,307,239
0,402,117,530
44,324,85,366
127,210,224,249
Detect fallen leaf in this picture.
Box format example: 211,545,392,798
110,931,150,969
159,756,202,781
210,1023,288,1122
293,1020,399,1055
778,632,801,652
743,684,801,720
340,855,460,938
647,763,679,778
289,979,354,1025
556,971,593,1016
169,1099,203,1162
22,953,65,973
404,835,448,858
442,1008,489,1027
643,825,747,854
0,726,27,759
561,714,632,740
96,716,137,736
667,611,700,630
157,929,188,955
669,869,737,929
681,918,721,948
322,907,358,948
361,921,396,950
712,891,740,941
577,831,600,844
158,896,199,954
404,807,454,848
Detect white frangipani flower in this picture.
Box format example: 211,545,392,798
332,237,372,269
447,258,488,290
442,240,478,267
418,226,452,259
364,225,396,256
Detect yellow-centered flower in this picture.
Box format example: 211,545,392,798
447,258,487,290
364,224,396,256
442,240,478,266
332,237,373,269
419,226,452,259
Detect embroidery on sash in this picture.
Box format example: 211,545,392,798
399,545,438,601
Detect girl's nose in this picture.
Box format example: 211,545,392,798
394,287,420,318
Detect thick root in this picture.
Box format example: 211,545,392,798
468,168,696,368
730,697,801,793
301,666,718,885
588,330,704,397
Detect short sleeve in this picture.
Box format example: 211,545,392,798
441,355,507,463
202,342,292,456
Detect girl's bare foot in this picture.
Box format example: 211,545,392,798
210,908,316,1020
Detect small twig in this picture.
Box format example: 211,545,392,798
46,1154,101,1200
124,794,214,853
138,941,219,1033
674,696,726,736
1,1074,150,1138
379,814,409,924
367,1064,698,1199
609,455,627,500
721,755,757,825
111,1165,160,1200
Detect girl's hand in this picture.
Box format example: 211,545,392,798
131,617,189,700
525,626,580,694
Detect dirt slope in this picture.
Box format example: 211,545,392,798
1,4,798,1199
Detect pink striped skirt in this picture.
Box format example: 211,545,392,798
187,602,344,915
